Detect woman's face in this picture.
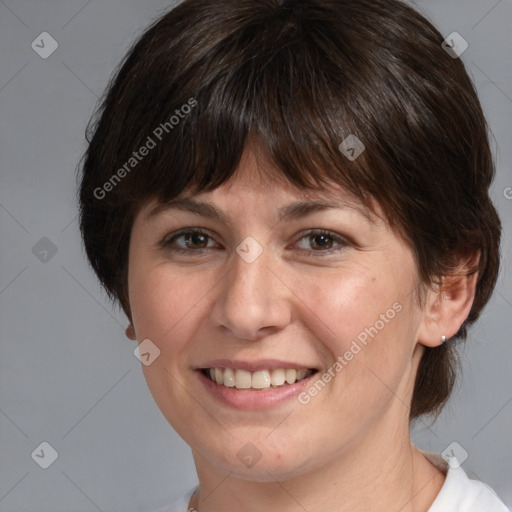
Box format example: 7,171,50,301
127,144,428,481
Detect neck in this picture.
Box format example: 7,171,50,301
189,418,445,512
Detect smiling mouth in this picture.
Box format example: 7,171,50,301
201,367,318,390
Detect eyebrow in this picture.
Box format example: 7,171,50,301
147,196,373,224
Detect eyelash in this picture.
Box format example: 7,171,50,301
160,228,349,256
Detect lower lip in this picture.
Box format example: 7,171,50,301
197,370,317,410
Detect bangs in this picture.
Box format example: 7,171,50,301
90,1,386,214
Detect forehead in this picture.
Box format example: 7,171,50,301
143,184,382,230
142,141,384,225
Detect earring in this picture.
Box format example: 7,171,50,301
441,335,446,343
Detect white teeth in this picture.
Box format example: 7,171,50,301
252,370,271,389
270,368,286,386
285,369,297,384
296,369,308,381
235,369,252,389
223,367,235,387
204,367,313,389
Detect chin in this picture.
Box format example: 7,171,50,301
198,441,318,482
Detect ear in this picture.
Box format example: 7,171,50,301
417,251,480,347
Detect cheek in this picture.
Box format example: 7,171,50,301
292,265,400,350
128,260,209,345
294,263,415,393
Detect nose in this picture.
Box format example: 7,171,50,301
209,245,292,341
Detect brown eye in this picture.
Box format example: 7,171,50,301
161,228,217,252
309,233,334,250
181,232,209,249
294,230,348,255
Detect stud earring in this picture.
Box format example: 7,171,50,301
441,335,446,343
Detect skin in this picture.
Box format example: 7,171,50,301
126,141,478,512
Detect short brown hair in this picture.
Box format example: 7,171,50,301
78,0,501,420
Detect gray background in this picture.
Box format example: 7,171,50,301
0,0,511,511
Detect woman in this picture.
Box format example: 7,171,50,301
78,0,508,510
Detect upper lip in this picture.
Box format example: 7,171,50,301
196,359,318,372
